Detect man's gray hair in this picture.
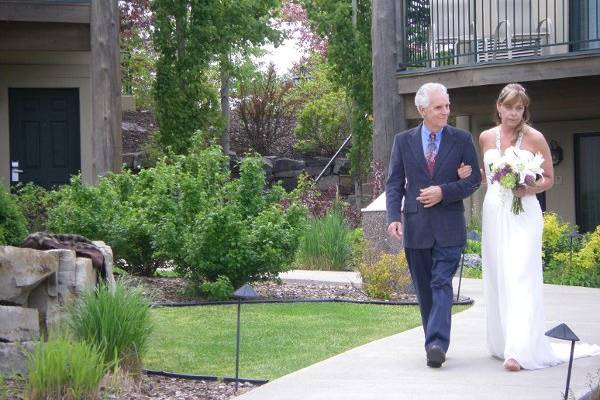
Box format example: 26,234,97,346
414,83,448,108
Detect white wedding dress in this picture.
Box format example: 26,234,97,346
481,128,600,369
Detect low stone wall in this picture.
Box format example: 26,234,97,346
0,242,115,375
262,156,352,194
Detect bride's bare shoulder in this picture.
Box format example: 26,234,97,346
525,126,548,147
479,127,496,146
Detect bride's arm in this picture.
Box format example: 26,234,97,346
528,130,554,194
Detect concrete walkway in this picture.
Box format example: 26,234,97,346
236,272,600,400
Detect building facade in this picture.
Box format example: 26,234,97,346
392,0,600,232
0,0,122,189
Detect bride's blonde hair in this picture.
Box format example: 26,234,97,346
495,83,531,143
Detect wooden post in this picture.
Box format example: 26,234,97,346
91,0,122,183
372,0,407,176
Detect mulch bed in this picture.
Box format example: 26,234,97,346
136,276,418,305
3,374,257,400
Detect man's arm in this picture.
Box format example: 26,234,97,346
386,133,406,225
439,134,482,205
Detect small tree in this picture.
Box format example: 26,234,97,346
234,65,299,155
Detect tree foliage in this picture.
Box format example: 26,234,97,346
299,0,373,180
119,0,156,109
151,0,282,155
288,57,351,156
234,65,299,155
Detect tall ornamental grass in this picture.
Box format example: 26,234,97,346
69,281,152,373
25,336,105,400
295,211,353,270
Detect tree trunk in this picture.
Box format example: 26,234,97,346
371,0,406,177
219,53,231,154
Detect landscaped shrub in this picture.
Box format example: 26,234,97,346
293,173,361,228
25,336,105,400
69,281,152,374
542,212,575,268
295,211,354,271
180,155,307,289
465,239,481,255
12,182,51,233
0,375,6,400
200,275,235,300
46,172,159,276
358,251,411,300
545,226,600,288
0,182,28,246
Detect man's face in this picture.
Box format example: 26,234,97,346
419,91,450,132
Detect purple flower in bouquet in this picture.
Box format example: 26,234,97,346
489,147,544,215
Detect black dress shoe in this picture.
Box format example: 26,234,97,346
426,345,446,368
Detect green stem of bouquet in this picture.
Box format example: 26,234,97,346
511,197,525,215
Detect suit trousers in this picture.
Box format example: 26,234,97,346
405,244,463,353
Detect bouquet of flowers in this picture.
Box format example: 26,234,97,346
489,146,544,214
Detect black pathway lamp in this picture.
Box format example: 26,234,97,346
233,283,259,392
456,230,481,301
545,323,579,400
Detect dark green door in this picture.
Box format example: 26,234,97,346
575,133,600,233
9,88,81,188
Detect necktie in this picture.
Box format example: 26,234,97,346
425,132,437,176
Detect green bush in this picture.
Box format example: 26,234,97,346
181,155,306,288
25,336,105,400
295,211,354,271
0,375,6,400
69,281,152,374
545,226,600,288
0,183,28,245
12,182,51,233
465,239,481,255
358,251,411,300
294,90,350,156
542,212,575,268
46,172,159,276
200,275,235,301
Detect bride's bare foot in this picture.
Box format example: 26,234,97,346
503,358,521,371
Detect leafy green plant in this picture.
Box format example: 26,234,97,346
465,239,481,255
358,250,411,300
542,212,574,267
12,182,51,233
295,211,354,271
0,182,28,245
181,159,306,288
0,374,6,400
25,336,105,400
69,281,152,374
545,226,600,288
200,275,235,301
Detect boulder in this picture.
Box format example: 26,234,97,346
272,158,305,173
92,241,116,291
0,342,36,375
0,246,58,306
0,306,39,342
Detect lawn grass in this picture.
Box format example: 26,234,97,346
145,302,470,380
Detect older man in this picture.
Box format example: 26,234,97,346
386,82,481,368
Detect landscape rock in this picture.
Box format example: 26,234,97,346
0,306,39,342
0,246,58,306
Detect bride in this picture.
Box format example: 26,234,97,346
461,83,600,371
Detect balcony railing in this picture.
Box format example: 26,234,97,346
403,0,600,70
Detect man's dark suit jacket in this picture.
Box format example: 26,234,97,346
385,124,481,249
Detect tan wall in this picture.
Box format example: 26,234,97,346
0,51,92,188
469,115,600,226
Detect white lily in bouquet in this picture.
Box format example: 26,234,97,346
489,146,544,215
